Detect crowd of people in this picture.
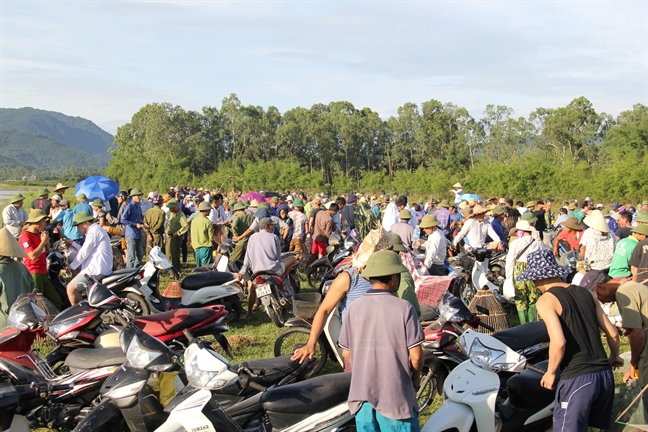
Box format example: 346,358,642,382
2,180,648,431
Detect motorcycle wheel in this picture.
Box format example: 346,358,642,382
417,363,440,412
119,292,150,318
223,297,242,323
264,295,286,327
307,265,328,290
274,327,328,376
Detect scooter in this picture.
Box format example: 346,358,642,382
155,331,352,432
449,248,508,306
127,247,246,323
417,291,549,412
421,325,556,432
307,229,359,290
0,381,74,432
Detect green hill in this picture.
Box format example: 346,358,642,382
0,129,109,170
0,107,113,158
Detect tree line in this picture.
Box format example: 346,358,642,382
106,94,648,202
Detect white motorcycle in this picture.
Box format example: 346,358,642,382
131,247,246,323
450,248,509,306
422,326,556,432
155,332,355,432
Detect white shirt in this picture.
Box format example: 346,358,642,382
382,202,400,232
453,218,501,249
2,204,28,239
517,207,528,215
451,189,463,204
506,236,546,277
161,204,171,230
70,223,113,276
209,206,226,225
424,229,447,267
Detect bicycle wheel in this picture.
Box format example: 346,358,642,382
307,264,328,290
274,327,328,375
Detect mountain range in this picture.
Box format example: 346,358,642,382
0,107,114,171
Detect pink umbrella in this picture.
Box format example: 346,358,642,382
238,191,266,202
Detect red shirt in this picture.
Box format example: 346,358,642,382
557,229,581,251
20,231,47,274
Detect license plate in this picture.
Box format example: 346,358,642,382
140,284,153,296
256,285,272,297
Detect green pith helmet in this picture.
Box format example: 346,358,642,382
198,201,211,212
420,215,441,228
521,212,538,223
389,232,407,252
129,188,144,197
632,224,648,236
166,199,179,209
72,212,94,226
232,201,247,211
91,198,104,207
10,194,25,204
361,250,408,278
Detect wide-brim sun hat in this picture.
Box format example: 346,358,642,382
351,225,394,269
583,214,610,233
72,213,95,226
420,215,441,228
515,220,534,232
388,232,407,252
54,183,69,192
26,209,48,224
516,249,572,282
561,217,582,231
567,203,577,211
361,250,408,278
0,228,26,258
460,208,473,219
472,204,489,215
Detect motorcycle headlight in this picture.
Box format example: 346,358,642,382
439,302,460,323
47,316,85,337
343,236,356,250
185,353,231,390
126,335,162,369
468,337,504,368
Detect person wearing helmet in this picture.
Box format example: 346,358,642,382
0,228,34,328
338,250,424,431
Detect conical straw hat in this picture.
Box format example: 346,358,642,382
0,228,26,258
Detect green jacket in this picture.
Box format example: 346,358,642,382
0,257,34,329
144,206,166,236
191,214,214,249
231,212,255,245
398,270,421,317
166,211,188,238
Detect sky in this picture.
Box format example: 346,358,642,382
1,1,646,135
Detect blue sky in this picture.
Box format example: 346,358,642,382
1,1,645,134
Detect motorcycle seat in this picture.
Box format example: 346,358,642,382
181,272,234,291
99,268,140,285
261,372,350,415
492,321,548,351
134,308,216,337
506,360,560,409
230,355,304,388
64,347,126,371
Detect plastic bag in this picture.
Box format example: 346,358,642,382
503,276,515,300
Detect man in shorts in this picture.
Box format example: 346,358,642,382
66,213,113,305
518,250,622,432
311,203,338,261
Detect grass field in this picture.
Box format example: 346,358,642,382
32,250,639,430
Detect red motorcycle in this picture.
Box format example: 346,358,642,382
417,291,550,411
0,286,229,431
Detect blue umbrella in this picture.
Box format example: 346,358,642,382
75,176,120,201
458,193,482,203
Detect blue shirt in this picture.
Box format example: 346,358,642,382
54,209,82,240
488,218,507,247
73,203,93,217
121,200,143,239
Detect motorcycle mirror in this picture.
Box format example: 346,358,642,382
476,305,490,316
214,333,233,359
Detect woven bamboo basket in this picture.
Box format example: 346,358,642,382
34,293,58,350
162,281,183,298
467,289,509,334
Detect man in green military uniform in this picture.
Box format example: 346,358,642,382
191,201,215,267
229,201,255,264
354,198,377,241
144,194,166,251
389,232,421,316
165,199,188,277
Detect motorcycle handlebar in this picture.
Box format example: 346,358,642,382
478,321,496,332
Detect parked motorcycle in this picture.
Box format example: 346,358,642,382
126,247,246,323
449,248,508,306
154,330,351,432
307,229,359,290
251,252,302,327
416,291,549,412
421,327,555,432
0,381,74,432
